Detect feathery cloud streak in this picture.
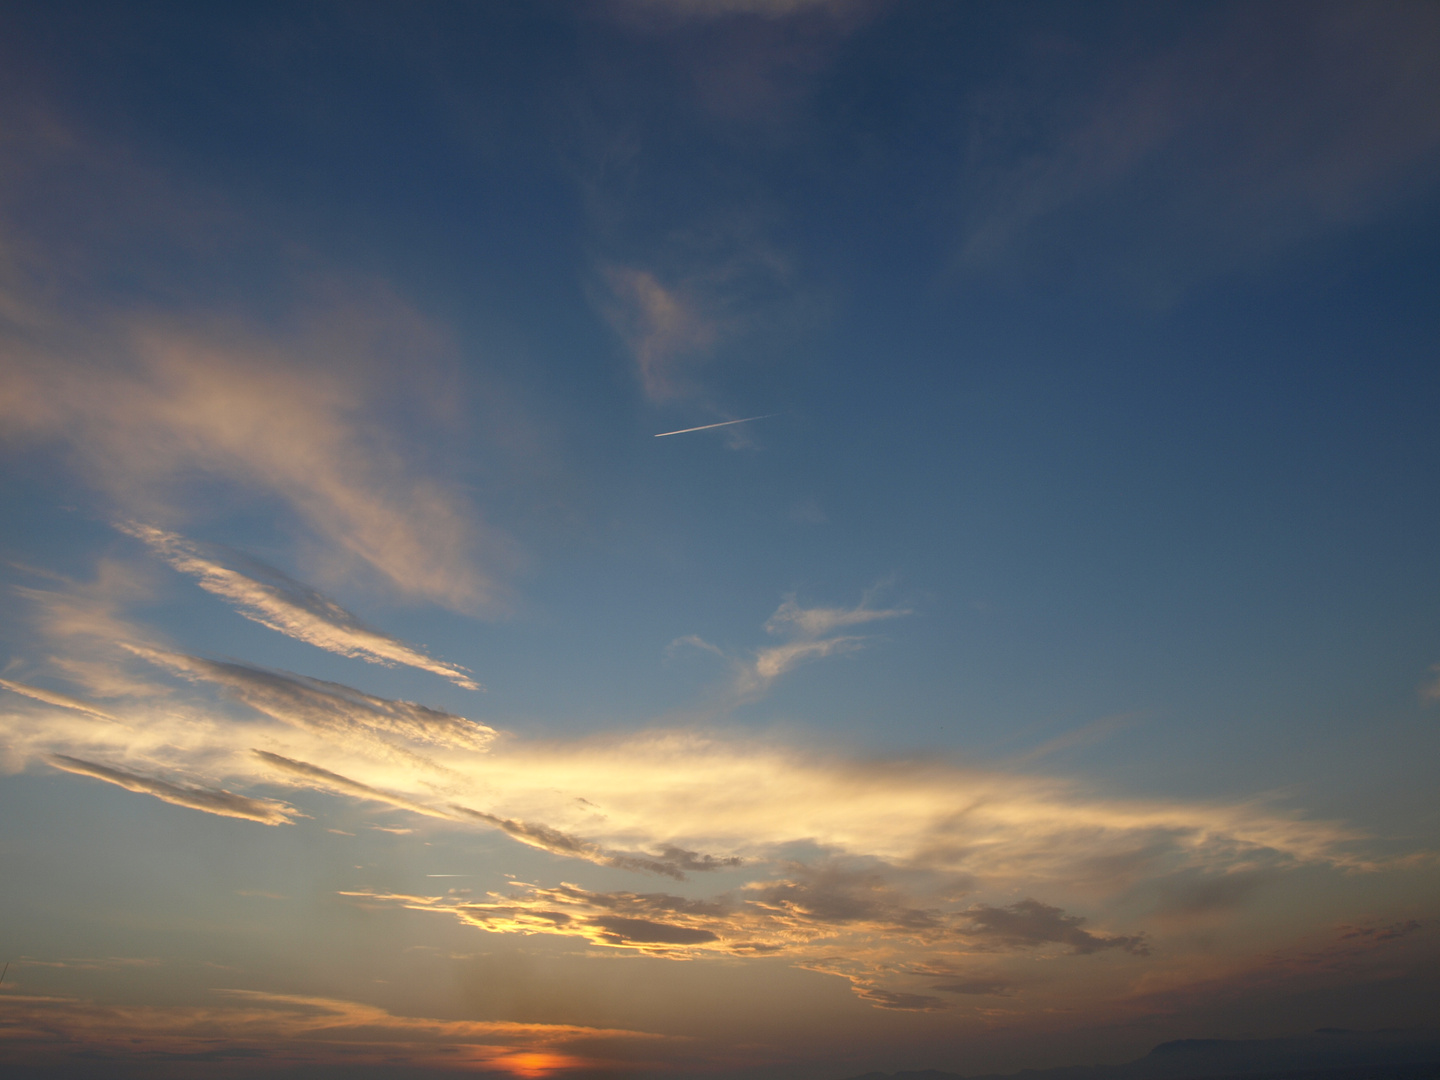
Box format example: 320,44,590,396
672,590,914,695
47,753,295,825
121,524,481,689
743,591,912,691
599,266,718,403
0,678,119,722
955,2,1440,292
0,303,511,611
127,647,496,753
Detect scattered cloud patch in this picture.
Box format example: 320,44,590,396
963,899,1149,956
763,594,911,638
745,590,912,691
664,634,727,660
751,635,867,683
1337,919,1426,943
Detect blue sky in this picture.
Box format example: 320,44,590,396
1,2,1438,1078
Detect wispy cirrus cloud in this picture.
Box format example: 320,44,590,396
254,749,459,821
121,523,480,689
126,647,495,753
672,589,913,696
0,677,119,722
598,266,718,404
747,590,911,690
0,103,523,614
0,299,514,613
955,2,1440,296
763,594,911,638
750,635,867,683
47,753,296,826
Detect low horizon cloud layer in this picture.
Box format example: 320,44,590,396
0,988,667,1077
2,559,1427,1026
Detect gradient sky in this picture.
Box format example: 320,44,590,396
2,2,1439,1078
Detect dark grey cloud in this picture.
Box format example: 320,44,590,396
747,863,945,932
451,805,740,880
1337,919,1425,943
48,754,294,825
567,886,731,919
589,916,720,946
963,899,1148,956
611,845,745,877
1149,868,1273,920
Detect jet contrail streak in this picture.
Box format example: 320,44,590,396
654,414,774,438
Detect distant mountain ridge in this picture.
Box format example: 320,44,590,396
840,1029,1440,1080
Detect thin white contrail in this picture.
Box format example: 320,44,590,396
654,414,775,438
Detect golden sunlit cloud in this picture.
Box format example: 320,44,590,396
122,523,482,689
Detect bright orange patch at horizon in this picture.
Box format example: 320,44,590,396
485,1050,588,1078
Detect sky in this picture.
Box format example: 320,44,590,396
1,2,1438,1078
